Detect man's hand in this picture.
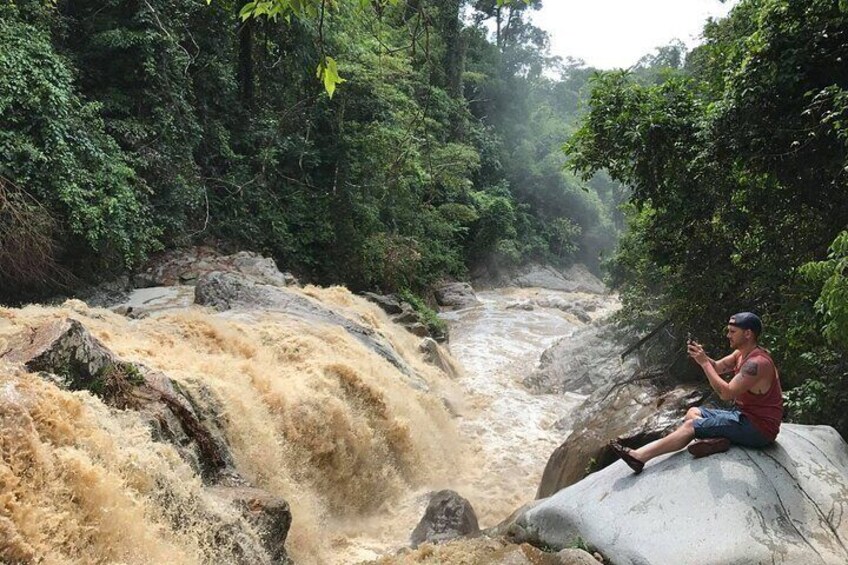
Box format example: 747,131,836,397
687,342,710,366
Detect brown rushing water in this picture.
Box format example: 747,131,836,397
0,285,617,564
335,287,619,563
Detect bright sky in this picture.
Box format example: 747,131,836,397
531,0,738,69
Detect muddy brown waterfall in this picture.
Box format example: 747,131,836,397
0,261,617,563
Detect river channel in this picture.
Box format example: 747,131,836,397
332,287,619,563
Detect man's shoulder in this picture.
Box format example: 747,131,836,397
749,348,777,374
750,347,775,363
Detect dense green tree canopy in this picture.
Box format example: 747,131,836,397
567,0,848,435
0,0,622,302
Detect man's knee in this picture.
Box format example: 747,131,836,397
684,407,702,421
680,418,697,438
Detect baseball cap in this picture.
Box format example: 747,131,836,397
728,312,763,336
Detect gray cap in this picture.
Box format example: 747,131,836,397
729,312,763,336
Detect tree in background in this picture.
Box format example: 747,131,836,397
566,0,848,436
0,0,623,303
0,3,160,297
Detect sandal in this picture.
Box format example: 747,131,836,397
687,437,731,459
610,441,644,474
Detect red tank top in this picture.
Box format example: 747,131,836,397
734,347,783,440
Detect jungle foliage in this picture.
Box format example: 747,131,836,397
567,0,848,435
0,0,622,301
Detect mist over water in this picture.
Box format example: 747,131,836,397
0,284,617,563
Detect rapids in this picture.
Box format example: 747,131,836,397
439,288,618,519
0,283,617,564
335,287,619,563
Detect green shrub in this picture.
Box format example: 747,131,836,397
0,11,160,296
398,289,449,340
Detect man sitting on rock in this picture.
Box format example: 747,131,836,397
611,312,783,474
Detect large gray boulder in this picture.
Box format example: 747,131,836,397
524,322,639,395
537,383,708,498
533,316,710,498
511,264,606,295
513,424,848,565
434,282,481,310
135,248,299,289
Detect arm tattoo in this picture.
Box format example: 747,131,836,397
741,360,758,377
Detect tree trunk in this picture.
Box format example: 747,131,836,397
438,0,464,98
238,20,254,107
495,5,502,48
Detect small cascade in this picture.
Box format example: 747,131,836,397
0,286,463,564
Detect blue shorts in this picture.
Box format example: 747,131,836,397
692,407,773,448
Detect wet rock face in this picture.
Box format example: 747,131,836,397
111,286,197,319
3,318,123,391
135,248,299,289
195,272,422,385
434,282,481,310
532,296,599,323
419,337,460,379
361,292,449,342
208,486,292,564
524,322,639,395
77,248,299,312
410,490,480,548
361,292,404,315
515,425,848,565
472,263,606,295
536,383,708,499
532,315,711,497
1,318,292,563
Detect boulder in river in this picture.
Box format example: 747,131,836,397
532,296,601,323
361,292,405,315
524,322,639,395
410,490,480,548
434,282,481,310
207,485,292,563
510,264,606,295
505,300,535,311
393,305,422,325
419,337,460,379
513,424,848,565
3,316,124,391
